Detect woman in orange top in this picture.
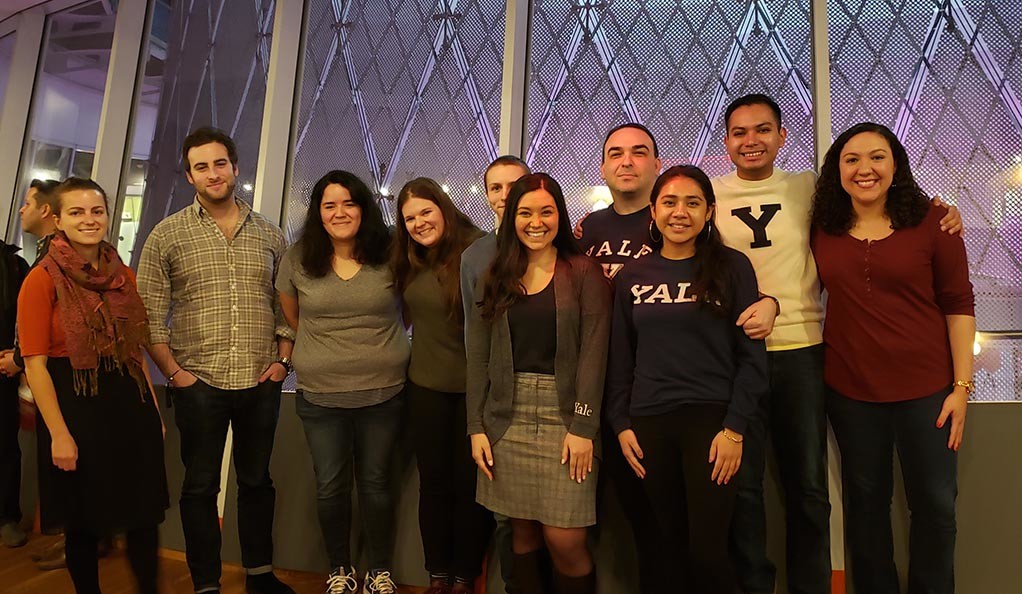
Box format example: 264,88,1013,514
18,177,167,594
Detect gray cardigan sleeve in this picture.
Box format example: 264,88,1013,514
465,279,491,436
568,259,612,439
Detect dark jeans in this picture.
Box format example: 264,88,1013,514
408,383,494,580
173,378,282,591
597,423,664,594
827,388,957,594
66,525,159,594
295,391,405,572
731,344,831,594
0,375,20,524
632,404,738,594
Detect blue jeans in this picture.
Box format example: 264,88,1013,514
295,391,405,572
731,344,832,594
827,387,957,594
172,378,283,592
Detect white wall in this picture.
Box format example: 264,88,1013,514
29,72,157,159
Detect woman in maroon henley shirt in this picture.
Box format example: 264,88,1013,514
811,122,975,594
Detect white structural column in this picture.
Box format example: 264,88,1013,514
95,0,152,245
253,0,306,224
808,0,844,574
0,11,45,239
498,0,530,157
810,0,833,168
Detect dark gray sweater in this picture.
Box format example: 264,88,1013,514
465,254,611,444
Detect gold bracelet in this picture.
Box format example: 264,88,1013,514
954,379,975,396
722,428,743,444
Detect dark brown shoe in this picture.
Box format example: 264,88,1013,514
36,548,66,570
30,535,64,561
451,580,475,594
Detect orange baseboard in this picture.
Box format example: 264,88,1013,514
832,569,846,594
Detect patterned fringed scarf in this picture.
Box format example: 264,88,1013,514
39,232,150,397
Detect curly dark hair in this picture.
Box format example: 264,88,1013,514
391,177,482,326
479,173,583,320
298,170,391,277
650,165,734,315
811,122,929,235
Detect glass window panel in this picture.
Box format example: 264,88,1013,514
132,0,275,266
525,0,815,225
0,33,16,109
828,0,1022,401
286,0,506,240
14,0,118,260
113,0,170,264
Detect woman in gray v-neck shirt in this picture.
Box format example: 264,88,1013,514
276,170,409,594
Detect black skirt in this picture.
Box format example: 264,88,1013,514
46,357,168,534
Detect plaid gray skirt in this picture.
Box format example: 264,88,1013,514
476,372,598,528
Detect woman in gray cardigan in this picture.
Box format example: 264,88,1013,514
466,173,611,594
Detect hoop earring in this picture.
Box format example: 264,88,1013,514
648,220,663,243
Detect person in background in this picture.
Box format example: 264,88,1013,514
392,177,491,594
1,178,66,569
277,170,409,594
467,173,610,594
0,211,30,549
2,179,61,378
137,127,296,594
19,177,168,594
460,155,531,594
461,155,531,308
606,164,767,592
811,122,974,594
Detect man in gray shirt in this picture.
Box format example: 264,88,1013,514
460,155,529,594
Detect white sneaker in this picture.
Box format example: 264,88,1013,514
326,566,359,594
362,570,396,594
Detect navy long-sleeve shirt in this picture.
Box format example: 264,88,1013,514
605,247,768,436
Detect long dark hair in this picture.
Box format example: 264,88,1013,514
651,165,734,315
391,177,481,325
479,173,582,320
299,170,391,277
812,122,929,235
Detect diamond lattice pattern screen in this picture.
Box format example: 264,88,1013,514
132,0,275,265
287,0,505,238
829,0,1022,401
526,0,815,225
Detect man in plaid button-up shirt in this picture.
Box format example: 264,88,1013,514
137,127,296,594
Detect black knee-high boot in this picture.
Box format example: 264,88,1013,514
554,569,595,594
125,525,159,594
64,530,101,594
512,550,547,594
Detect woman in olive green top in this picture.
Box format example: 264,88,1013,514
391,178,491,594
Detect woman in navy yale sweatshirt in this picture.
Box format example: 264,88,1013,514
605,164,768,593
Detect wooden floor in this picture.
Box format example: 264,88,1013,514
1,533,427,594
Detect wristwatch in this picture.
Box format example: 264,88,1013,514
277,357,294,373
